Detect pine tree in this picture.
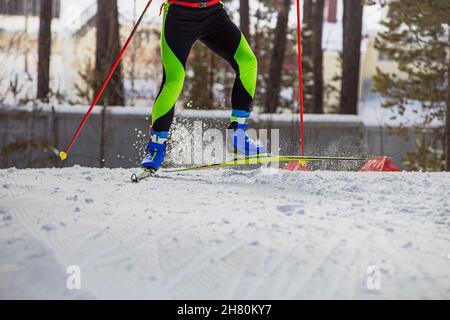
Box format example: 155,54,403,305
373,0,450,171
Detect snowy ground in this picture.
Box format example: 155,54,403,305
0,166,449,299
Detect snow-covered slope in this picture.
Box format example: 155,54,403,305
0,167,449,299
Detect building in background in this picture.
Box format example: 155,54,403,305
0,0,60,18
0,0,161,105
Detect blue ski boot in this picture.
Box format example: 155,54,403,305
140,130,168,172
229,111,267,157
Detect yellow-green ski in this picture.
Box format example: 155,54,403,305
165,155,368,173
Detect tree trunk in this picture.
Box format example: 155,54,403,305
129,0,138,106
303,0,313,27
37,0,52,102
445,30,450,171
302,0,313,58
187,43,211,109
302,0,313,113
340,0,364,114
24,1,29,76
312,0,324,114
208,51,215,106
96,0,124,106
326,0,338,23
264,0,291,114
239,0,250,40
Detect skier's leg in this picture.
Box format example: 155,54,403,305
200,10,257,120
152,4,196,133
200,10,265,156
142,4,197,170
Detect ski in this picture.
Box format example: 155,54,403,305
165,154,369,173
131,168,156,183
131,155,369,180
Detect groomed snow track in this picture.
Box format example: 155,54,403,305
0,167,449,299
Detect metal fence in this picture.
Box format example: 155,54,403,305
0,104,414,169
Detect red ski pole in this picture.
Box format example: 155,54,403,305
295,0,305,156
59,0,153,161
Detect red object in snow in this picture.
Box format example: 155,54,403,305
360,156,401,172
284,161,311,171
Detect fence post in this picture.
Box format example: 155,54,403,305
100,101,108,168
26,104,36,168
51,105,60,167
